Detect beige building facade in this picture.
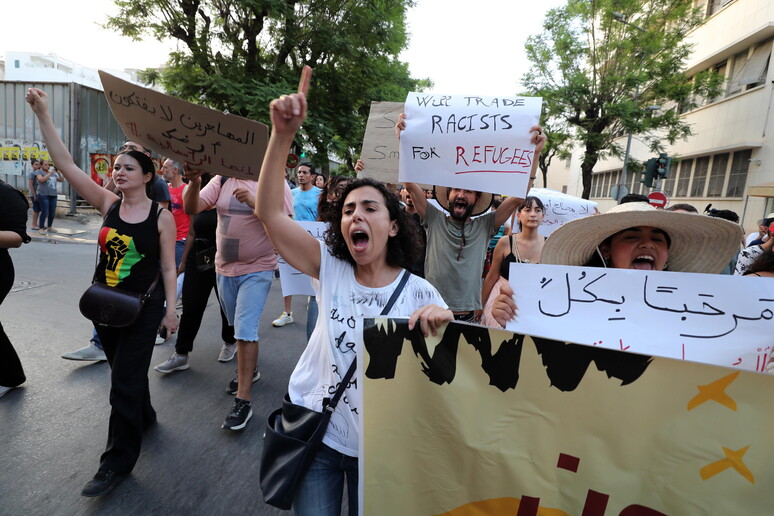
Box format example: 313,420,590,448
560,0,774,231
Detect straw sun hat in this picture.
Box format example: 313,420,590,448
541,202,743,274
433,186,493,217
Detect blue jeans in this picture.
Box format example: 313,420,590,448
175,240,186,268
91,328,104,350
293,444,357,516
38,195,57,229
306,296,318,341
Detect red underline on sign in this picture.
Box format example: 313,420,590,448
454,170,528,175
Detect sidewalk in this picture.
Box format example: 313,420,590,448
29,207,102,245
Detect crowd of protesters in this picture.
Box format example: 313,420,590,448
1,79,771,513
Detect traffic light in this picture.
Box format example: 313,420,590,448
655,153,671,179
641,158,658,187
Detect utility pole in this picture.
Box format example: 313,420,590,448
612,12,646,202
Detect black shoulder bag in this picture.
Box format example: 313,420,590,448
259,269,412,510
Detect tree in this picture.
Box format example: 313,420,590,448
522,0,722,199
533,95,573,188
106,0,429,174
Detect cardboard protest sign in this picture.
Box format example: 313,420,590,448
277,221,328,296
358,101,404,184
360,319,774,515
525,187,598,237
99,71,268,180
398,93,542,197
506,264,774,372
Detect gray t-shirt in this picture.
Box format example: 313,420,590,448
423,204,496,312
27,170,37,196
34,170,59,196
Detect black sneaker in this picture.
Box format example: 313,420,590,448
222,398,253,430
81,470,127,497
226,367,261,395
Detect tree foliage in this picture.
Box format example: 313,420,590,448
522,0,722,199
107,0,429,173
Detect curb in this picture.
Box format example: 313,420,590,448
29,231,97,245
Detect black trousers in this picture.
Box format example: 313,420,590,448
0,251,25,388
95,294,163,475
176,261,234,355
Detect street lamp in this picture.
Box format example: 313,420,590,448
612,12,646,33
612,12,647,201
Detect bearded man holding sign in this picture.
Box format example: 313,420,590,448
396,113,546,321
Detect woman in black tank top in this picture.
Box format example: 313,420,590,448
481,196,546,328
27,88,179,497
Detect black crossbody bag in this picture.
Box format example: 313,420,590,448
259,269,411,510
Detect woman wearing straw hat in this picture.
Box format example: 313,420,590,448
489,202,743,327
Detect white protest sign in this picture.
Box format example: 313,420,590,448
512,188,598,237
277,221,328,296
507,264,774,372
399,93,542,197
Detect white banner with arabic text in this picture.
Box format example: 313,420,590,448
506,264,774,372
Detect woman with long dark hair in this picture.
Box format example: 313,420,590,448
27,88,179,497
481,196,545,327
256,69,452,515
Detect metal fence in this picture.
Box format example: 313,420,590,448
0,81,125,212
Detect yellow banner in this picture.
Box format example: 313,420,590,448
361,319,774,515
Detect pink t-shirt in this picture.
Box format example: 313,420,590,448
168,184,190,241
199,176,293,277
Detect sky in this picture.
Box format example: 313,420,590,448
2,0,566,95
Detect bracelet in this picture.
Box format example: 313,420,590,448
529,176,536,180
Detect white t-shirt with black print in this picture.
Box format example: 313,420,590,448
288,240,447,457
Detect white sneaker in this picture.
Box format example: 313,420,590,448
218,342,237,362
154,353,190,374
62,342,107,361
272,311,294,327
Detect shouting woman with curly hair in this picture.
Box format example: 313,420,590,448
256,68,452,515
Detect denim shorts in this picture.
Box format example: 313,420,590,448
216,270,273,342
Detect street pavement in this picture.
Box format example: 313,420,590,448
0,211,326,515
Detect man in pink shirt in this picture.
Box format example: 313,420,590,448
184,170,293,430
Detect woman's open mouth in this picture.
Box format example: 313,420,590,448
632,255,655,270
351,230,369,252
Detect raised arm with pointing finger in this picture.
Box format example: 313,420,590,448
257,66,322,279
